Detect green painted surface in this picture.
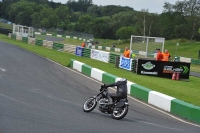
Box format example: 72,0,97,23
191,58,200,65
11,34,16,40
111,48,115,51
82,64,92,76
83,48,91,58
171,99,200,124
70,59,75,68
53,42,64,50
130,84,151,102
102,73,118,84
120,49,124,53
22,37,28,43
36,39,43,46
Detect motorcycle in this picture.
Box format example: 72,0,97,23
82,86,129,120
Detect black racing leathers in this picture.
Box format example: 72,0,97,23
104,81,127,100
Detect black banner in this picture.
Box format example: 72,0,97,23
137,59,190,80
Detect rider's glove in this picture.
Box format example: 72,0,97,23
100,84,106,91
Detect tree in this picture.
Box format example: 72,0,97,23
158,12,175,39
185,0,200,40
0,2,3,17
31,12,41,28
41,18,51,28
56,5,70,22
87,5,99,17
115,26,136,39
70,12,83,22
66,0,93,12
48,13,59,28
8,0,36,26
88,17,110,38
163,0,200,40
74,15,92,32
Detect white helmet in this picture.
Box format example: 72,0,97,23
120,78,127,83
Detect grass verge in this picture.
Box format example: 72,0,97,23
35,34,200,73
1,34,200,106
35,34,200,60
0,22,12,29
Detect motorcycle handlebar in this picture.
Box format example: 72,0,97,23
99,87,108,92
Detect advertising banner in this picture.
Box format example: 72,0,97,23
119,56,133,71
90,49,110,63
75,46,83,56
137,59,190,79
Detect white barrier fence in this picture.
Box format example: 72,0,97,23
180,57,191,63
28,37,36,45
43,40,53,49
64,44,76,54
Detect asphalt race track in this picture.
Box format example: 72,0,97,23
0,41,199,133
45,36,64,42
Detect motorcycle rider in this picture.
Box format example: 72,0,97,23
100,78,128,103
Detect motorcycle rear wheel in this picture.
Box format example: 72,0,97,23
83,97,97,112
111,105,128,120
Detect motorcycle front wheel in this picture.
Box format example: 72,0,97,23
111,105,128,120
83,97,97,112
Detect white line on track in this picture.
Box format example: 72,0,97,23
0,68,6,72
1,40,200,128
0,93,56,113
126,118,186,132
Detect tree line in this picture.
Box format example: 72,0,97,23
0,0,200,40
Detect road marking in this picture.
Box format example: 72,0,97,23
2,40,200,127
0,93,56,113
126,118,186,132
0,68,6,72
25,89,82,107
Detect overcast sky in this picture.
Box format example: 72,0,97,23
50,0,177,14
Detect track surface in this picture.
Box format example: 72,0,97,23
45,36,64,42
0,41,199,133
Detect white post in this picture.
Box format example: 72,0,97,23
146,37,149,58
12,24,15,34
130,35,133,58
175,43,179,56
162,38,165,53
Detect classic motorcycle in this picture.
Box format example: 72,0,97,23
82,86,129,120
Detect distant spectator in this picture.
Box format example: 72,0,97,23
81,42,85,47
162,49,171,61
123,47,130,58
112,44,115,48
156,48,163,61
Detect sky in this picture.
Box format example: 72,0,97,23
50,0,177,14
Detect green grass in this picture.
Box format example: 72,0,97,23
164,39,200,59
0,22,12,30
35,35,46,40
1,34,200,107
35,34,200,72
35,35,200,59
190,64,200,73
60,38,84,45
